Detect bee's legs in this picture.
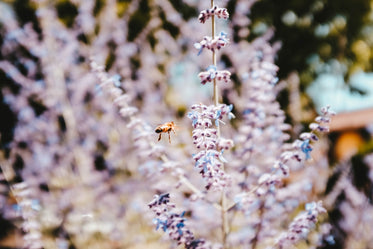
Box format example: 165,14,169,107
158,133,162,141
168,131,171,143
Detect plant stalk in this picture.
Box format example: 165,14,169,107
252,201,265,249
211,0,228,247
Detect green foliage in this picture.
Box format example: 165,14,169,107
127,0,151,41
105,40,117,71
246,0,372,85
116,0,131,17
93,0,105,17
13,0,41,33
56,0,78,28
168,0,197,21
147,31,157,50
159,9,180,38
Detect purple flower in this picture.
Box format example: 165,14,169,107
300,139,312,160
194,32,229,54
188,103,234,190
194,42,204,56
148,194,219,248
276,201,326,248
217,138,234,150
198,65,216,84
198,5,229,24
299,132,318,142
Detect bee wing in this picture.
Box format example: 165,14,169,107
173,123,182,131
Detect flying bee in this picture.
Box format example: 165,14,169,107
155,121,176,143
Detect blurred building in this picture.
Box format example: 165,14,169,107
330,108,373,161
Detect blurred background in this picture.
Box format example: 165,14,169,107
1,0,373,248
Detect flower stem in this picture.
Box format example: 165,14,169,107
211,1,219,117
212,13,218,105
252,201,265,249
211,0,228,247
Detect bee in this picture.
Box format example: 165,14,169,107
155,121,176,143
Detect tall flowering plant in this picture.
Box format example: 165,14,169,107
148,1,335,249
0,0,338,248
149,2,235,247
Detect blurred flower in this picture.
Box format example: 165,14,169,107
276,201,326,248
148,194,220,249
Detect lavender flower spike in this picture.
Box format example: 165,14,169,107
188,103,234,190
148,194,220,249
276,201,326,248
